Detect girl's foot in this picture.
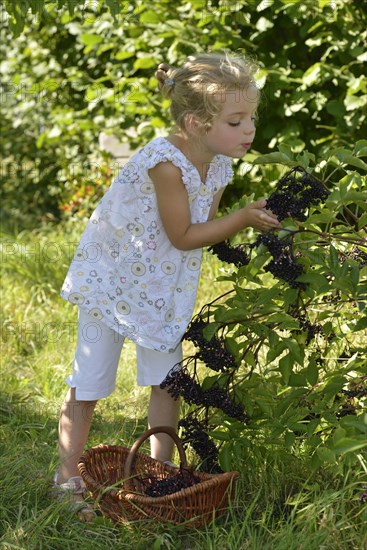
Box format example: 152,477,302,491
51,471,97,522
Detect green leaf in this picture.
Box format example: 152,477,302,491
278,143,294,159
323,376,347,396
202,322,220,341
133,57,157,70
303,63,321,86
316,447,336,463
343,190,367,202
350,316,367,332
332,149,367,171
201,375,220,390
209,430,231,441
218,445,233,471
255,286,280,305
358,213,367,229
332,437,367,455
115,51,135,61
297,272,330,290
284,431,296,448
267,342,287,363
253,152,296,165
344,94,367,112
288,373,308,387
214,309,246,323
306,360,319,386
225,337,240,359
244,350,256,367
278,353,293,384
285,339,304,365
339,414,367,434
328,244,340,272
140,10,161,24
79,34,103,46
354,140,367,157
266,312,300,329
333,276,356,295
307,418,320,436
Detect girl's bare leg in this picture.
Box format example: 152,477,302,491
57,387,97,483
148,385,180,462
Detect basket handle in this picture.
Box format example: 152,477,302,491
123,426,187,491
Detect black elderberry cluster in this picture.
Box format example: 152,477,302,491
143,468,200,498
184,318,236,371
335,378,366,418
344,246,367,267
266,166,329,222
256,232,306,289
160,364,203,405
341,386,367,399
289,310,323,344
179,416,222,473
264,255,305,289
161,366,248,422
336,400,357,418
201,385,248,422
208,241,251,268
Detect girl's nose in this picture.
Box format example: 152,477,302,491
244,121,255,135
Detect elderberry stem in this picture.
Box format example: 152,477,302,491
322,165,341,186
196,289,235,316
300,228,365,245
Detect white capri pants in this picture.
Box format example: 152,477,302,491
66,309,183,400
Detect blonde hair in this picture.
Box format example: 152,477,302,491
156,52,259,133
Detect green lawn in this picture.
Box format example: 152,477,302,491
1,222,366,549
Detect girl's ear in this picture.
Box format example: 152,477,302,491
184,114,206,136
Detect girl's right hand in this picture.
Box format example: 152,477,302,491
242,200,281,231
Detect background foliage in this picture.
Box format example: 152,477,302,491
1,0,366,225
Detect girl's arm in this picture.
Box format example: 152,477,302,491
149,162,280,251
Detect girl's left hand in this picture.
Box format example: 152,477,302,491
243,199,281,231
263,207,280,223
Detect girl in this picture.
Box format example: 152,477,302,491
54,52,280,519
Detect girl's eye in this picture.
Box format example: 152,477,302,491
228,122,240,127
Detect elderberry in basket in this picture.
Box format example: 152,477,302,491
143,467,201,498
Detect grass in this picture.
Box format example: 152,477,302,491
1,221,366,549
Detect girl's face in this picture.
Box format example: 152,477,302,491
204,86,258,158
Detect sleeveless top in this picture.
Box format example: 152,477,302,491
60,137,233,352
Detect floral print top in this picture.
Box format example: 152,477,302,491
60,137,233,352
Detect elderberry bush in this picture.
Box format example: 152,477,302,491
266,166,329,221
208,241,251,267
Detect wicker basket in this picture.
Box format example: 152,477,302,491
78,426,238,527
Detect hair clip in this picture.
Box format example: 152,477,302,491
165,78,175,88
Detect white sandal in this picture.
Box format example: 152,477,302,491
52,471,97,522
